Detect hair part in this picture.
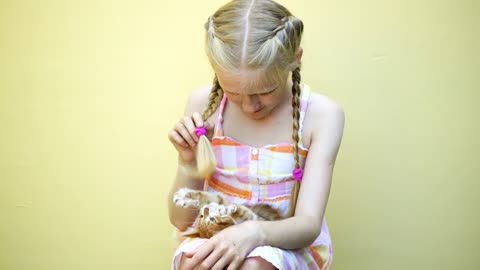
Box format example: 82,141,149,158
205,0,304,75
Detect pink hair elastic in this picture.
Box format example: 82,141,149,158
195,126,207,137
293,168,303,181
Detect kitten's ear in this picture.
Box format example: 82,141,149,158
179,227,200,238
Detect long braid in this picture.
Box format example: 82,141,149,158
192,14,224,178
194,75,223,178
286,67,302,217
291,68,302,169
202,75,224,120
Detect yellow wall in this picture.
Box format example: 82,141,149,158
0,0,478,269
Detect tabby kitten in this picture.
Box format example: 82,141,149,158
173,187,284,238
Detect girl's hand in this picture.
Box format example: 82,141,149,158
168,112,214,163
182,221,262,270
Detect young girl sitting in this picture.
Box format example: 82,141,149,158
167,0,345,269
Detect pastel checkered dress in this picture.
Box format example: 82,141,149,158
172,84,333,270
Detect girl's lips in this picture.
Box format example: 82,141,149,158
250,108,263,116
247,108,266,119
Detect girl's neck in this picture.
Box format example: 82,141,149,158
221,80,297,147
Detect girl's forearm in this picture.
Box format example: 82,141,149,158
167,165,205,231
252,215,322,250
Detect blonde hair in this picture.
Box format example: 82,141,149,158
197,0,304,216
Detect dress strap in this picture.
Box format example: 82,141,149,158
297,84,311,146
213,93,228,137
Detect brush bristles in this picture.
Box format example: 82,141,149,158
196,136,217,177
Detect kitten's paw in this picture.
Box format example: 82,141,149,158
173,188,200,208
225,204,237,215
216,204,237,215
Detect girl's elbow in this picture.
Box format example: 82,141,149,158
173,222,190,232
169,214,190,232
304,216,323,245
168,206,196,232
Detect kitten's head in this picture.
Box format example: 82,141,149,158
181,203,236,238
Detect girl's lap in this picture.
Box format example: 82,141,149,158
172,237,328,270
177,253,277,270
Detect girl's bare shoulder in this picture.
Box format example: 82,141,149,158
184,84,214,115
307,92,344,120
304,90,345,143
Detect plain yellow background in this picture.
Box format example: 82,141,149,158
1,0,478,269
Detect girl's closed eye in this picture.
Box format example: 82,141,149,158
225,90,239,96
259,88,277,96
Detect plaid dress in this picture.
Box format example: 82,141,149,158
172,84,333,270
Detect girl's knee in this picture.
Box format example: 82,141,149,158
239,257,277,270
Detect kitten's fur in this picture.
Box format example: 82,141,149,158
173,187,284,238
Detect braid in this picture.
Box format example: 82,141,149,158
201,75,224,120
271,18,286,37
206,16,216,41
251,15,302,73
271,16,292,38
287,67,302,217
192,75,223,179
291,67,302,168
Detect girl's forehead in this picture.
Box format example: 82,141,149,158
217,69,285,94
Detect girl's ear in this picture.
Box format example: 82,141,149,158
296,47,303,65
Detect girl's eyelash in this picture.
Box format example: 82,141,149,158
226,88,276,96
259,88,277,95
225,90,239,96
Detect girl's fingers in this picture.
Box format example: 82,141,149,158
192,112,204,128
184,251,194,258
197,249,224,270
191,112,215,139
210,251,235,270
204,120,215,131
205,120,215,138
175,122,196,147
168,130,189,148
225,256,243,270
182,116,199,143
185,243,214,269
181,256,198,270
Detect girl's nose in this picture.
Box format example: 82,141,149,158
242,95,260,113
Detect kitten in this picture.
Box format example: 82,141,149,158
173,187,283,238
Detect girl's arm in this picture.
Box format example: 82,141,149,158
254,96,345,249
167,162,205,231
167,86,214,231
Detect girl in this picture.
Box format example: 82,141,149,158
167,0,344,269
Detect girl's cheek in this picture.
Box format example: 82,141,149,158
260,95,276,104
226,94,242,104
